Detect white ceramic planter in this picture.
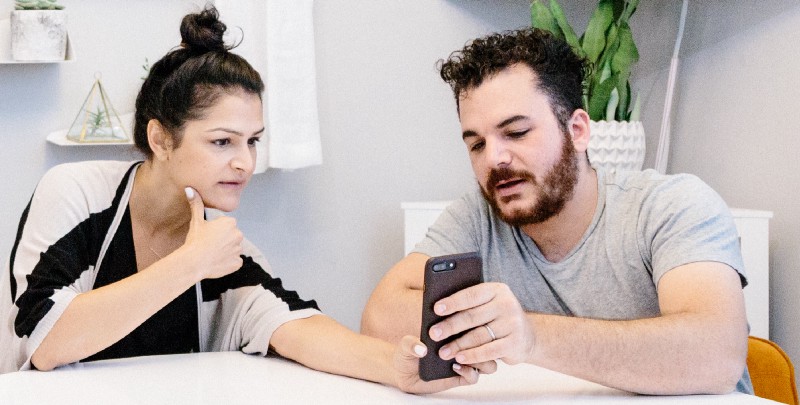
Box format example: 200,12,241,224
10,10,67,61
587,120,645,173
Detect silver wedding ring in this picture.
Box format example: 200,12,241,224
483,324,497,341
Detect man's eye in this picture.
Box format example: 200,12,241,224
470,141,485,152
213,139,231,146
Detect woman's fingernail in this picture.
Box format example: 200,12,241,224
453,363,462,371
414,345,426,356
184,187,194,199
430,327,442,339
435,303,446,314
440,347,451,357
456,354,466,363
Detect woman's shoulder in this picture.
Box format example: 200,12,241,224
42,160,138,182
39,160,138,192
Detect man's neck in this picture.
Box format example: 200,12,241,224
520,167,598,263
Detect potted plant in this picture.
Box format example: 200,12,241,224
531,0,644,172
10,0,67,61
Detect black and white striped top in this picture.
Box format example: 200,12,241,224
0,160,320,373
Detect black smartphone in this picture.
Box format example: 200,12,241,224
419,252,483,381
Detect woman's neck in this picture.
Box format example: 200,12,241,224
130,160,190,238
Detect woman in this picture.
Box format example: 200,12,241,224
0,7,493,394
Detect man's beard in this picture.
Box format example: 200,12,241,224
480,132,579,227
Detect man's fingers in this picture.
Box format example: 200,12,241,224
434,283,495,316
185,187,205,224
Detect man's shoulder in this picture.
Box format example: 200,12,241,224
603,169,705,192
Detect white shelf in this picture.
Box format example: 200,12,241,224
0,17,75,64
46,129,133,146
46,112,135,147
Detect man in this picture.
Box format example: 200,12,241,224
361,28,751,395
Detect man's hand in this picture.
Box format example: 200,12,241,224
428,283,535,366
183,186,243,279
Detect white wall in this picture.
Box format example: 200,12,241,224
0,1,530,332
237,0,531,330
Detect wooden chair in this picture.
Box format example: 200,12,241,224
747,336,798,405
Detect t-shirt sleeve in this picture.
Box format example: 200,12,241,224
412,193,482,257
639,174,746,287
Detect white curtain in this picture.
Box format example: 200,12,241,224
215,0,323,172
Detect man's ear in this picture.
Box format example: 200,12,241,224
567,109,591,154
147,119,172,160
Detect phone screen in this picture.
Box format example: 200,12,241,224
418,252,483,381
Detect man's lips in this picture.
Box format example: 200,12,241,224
494,178,526,196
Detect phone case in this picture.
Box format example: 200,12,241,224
418,252,483,381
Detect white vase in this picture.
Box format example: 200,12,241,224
587,120,646,173
10,10,68,61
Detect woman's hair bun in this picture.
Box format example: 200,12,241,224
179,6,229,52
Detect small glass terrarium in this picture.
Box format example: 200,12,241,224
67,75,129,143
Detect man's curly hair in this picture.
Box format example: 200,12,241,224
438,28,589,131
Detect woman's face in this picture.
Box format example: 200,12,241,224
167,90,264,212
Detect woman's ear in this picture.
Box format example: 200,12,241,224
567,109,591,154
147,119,172,160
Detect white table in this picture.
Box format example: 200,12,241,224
0,351,778,404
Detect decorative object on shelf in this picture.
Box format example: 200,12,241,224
531,0,644,172
10,0,67,62
66,74,130,144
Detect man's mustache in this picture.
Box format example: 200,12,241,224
486,167,537,191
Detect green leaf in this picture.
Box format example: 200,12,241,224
629,91,641,121
581,0,615,65
621,0,639,22
616,79,630,121
605,88,619,121
611,22,639,78
588,73,618,121
549,0,581,52
595,23,619,78
531,0,563,39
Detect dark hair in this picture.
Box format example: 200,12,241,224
438,28,588,131
133,6,264,157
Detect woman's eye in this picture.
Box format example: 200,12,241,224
508,129,529,139
248,137,261,146
213,139,231,146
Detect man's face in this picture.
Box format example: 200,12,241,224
458,64,579,226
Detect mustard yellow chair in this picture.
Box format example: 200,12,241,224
747,336,798,405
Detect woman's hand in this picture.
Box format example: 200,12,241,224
392,335,497,394
182,187,243,279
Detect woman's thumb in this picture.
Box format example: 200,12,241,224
185,187,205,222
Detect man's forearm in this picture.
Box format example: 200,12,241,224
361,285,423,344
526,312,747,395
361,253,429,343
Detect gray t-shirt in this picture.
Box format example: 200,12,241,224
414,168,752,393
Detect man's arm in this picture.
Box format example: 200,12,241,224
431,261,749,395
361,253,429,343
